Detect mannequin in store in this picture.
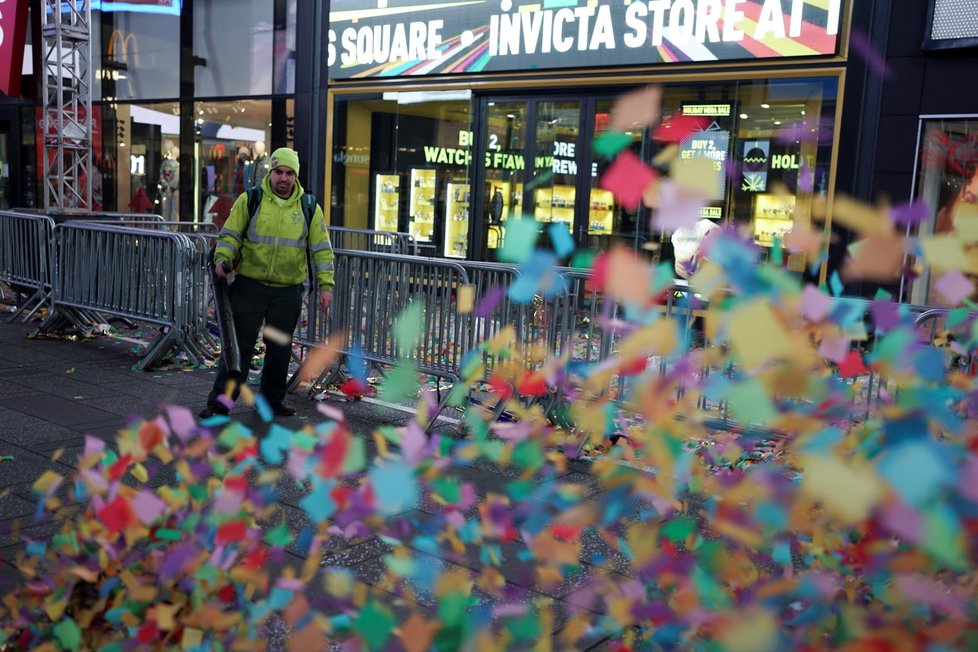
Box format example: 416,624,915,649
234,146,250,196
247,140,270,190
159,145,180,221
489,187,504,224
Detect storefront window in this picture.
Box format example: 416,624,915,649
329,76,838,270
194,99,276,226
910,117,978,304
97,102,179,216
95,99,278,220
330,93,474,257
95,9,180,101
194,0,296,97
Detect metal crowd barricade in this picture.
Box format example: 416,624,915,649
37,222,199,371
0,210,56,322
326,226,404,254
293,249,470,425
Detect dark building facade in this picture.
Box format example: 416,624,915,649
0,0,973,294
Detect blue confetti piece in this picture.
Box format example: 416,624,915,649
548,222,575,257
259,423,292,465
347,343,368,385
369,460,418,517
295,527,315,555
254,394,273,423
877,441,952,508
829,271,844,297
300,478,337,523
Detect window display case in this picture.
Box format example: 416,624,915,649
588,188,614,235
409,168,436,242
752,194,796,247
374,174,400,233
534,185,575,225
444,181,470,258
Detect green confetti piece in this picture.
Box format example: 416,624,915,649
379,363,420,403
505,479,534,501
264,523,293,547
189,484,209,502
524,170,554,191
432,477,462,503
948,307,970,328
513,439,544,471
342,437,366,474
195,563,218,583
394,301,423,356
726,380,778,425
436,592,468,628
662,514,697,542
352,600,396,650
498,218,538,264
509,610,541,642
569,249,596,269
54,618,82,652
155,528,182,541
922,504,968,570
290,430,318,452
593,130,633,159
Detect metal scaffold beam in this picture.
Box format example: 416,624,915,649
41,0,93,213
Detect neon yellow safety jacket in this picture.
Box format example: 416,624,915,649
214,176,335,291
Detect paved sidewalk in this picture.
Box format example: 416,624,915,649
0,317,622,649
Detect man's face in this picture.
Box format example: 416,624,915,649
270,166,297,199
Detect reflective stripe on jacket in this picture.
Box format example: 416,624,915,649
214,176,335,290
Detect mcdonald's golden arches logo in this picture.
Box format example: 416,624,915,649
107,30,139,67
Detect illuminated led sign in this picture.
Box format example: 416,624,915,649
328,0,844,79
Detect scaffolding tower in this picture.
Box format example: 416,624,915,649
41,0,93,213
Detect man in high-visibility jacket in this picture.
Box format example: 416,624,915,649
200,147,334,418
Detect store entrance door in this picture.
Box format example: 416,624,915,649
474,97,584,258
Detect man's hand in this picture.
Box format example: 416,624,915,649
319,290,333,313
215,261,233,279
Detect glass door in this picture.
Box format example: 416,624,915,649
476,97,584,258
482,101,528,252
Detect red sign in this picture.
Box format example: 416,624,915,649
0,0,29,97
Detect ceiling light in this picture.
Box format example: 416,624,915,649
761,103,770,109
800,110,806,115
773,120,782,125
506,114,515,119
739,113,748,119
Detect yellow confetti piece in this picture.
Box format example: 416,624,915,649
920,234,978,274
830,195,892,236
262,324,292,346
799,455,884,525
182,628,204,649
458,284,475,314
718,608,779,652
130,463,149,484
670,155,717,197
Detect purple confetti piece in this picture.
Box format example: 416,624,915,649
849,28,892,79
889,200,931,227
474,286,505,318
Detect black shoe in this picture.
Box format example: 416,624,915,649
269,401,296,417
198,403,229,419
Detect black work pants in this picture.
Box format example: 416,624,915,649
207,276,303,407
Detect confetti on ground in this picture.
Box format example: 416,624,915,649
3,90,978,651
